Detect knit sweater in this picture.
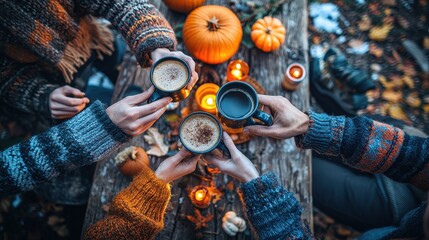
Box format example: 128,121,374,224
0,0,176,130
84,165,171,240
239,112,428,240
0,100,130,195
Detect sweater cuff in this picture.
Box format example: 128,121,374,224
65,100,131,165
113,166,171,222
295,111,346,155
241,173,300,215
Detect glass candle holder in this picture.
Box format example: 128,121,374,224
195,83,220,114
282,63,306,91
226,60,249,81
189,185,211,208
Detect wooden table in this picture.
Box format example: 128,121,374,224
83,0,311,239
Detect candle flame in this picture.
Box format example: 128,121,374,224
293,70,301,78
195,189,206,201
206,97,214,106
236,63,241,70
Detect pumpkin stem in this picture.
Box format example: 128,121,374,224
208,17,220,31
266,26,272,34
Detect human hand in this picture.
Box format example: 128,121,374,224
106,86,171,136
155,148,200,183
204,133,259,183
49,86,90,119
151,48,198,91
243,95,309,140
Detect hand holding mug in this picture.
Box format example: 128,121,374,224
155,148,200,183
204,132,259,183
243,95,309,140
151,48,198,91
49,86,90,119
106,86,171,136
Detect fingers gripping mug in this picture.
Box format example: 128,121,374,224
216,81,273,131
179,112,230,156
148,56,191,103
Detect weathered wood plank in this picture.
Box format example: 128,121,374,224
83,0,311,238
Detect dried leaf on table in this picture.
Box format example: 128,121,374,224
402,75,415,88
423,104,429,113
400,63,417,77
369,24,393,41
405,92,421,108
424,36,429,49
370,43,384,58
143,128,169,157
312,35,322,45
358,15,372,32
388,104,410,122
382,90,403,103
186,208,214,230
378,75,403,89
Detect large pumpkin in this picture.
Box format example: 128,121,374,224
183,5,243,64
251,16,286,52
163,0,205,13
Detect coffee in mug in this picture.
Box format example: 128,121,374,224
179,112,229,155
149,56,191,103
218,88,255,119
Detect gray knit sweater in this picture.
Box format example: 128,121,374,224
0,100,130,195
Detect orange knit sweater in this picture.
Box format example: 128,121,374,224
84,166,171,240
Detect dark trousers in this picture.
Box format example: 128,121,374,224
312,156,426,231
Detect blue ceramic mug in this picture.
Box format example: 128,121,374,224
216,81,273,131
179,112,230,156
148,56,191,103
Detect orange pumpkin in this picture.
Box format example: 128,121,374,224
163,0,205,13
251,16,286,52
183,5,243,64
117,147,150,177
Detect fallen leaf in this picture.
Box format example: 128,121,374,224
312,35,322,45
406,92,421,108
424,36,429,49
423,104,429,113
369,24,393,41
388,104,410,121
402,75,415,88
382,90,403,103
370,43,384,58
358,15,372,32
400,63,417,77
144,128,169,157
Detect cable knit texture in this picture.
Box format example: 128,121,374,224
0,0,176,130
240,173,314,240
295,112,428,239
0,100,130,195
84,166,171,240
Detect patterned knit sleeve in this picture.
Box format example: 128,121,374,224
239,173,314,240
295,112,429,191
0,100,130,195
84,166,171,240
0,56,59,115
75,0,177,67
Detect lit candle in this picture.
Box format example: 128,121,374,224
282,63,306,91
227,60,249,81
189,185,211,208
195,189,207,202
195,83,220,114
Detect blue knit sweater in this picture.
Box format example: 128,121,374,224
240,112,428,240
0,100,130,195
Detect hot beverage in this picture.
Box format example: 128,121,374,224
219,88,255,118
152,60,188,91
180,113,221,153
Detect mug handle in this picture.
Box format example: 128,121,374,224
217,141,231,158
148,89,164,103
245,109,273,126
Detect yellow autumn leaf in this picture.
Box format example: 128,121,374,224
402,75,415,88
369,24,393,41
423,104,429,113
388,104,410,121
405,93,421,108
382,90,403,103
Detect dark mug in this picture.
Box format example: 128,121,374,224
148,56,191,103
216,81,273,131
179,112,230,156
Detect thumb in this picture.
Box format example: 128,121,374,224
170,147,192,164
222,132,238,158
63,86,85,97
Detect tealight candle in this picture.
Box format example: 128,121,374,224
189,185,211,208
226,60,249,81
195,83,220,114
282,63,306,91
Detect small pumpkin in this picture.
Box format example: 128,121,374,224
162,0,205,13
251,16,286,52
183,5,243,64
115,146,150,177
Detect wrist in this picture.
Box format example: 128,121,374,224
150,48,170,61
155,170,170,184
296,111,310,135
241,169,260,183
